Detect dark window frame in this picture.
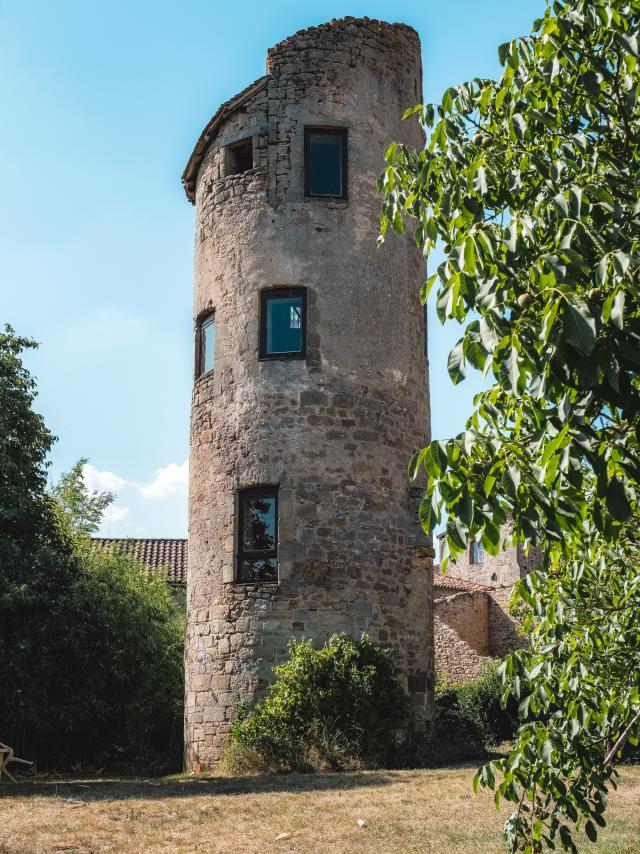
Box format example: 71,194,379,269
236,486,279,583
259,287,307,361
195,311,215,378
304,126,348,200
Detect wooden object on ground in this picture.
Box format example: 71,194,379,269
0,743,33,782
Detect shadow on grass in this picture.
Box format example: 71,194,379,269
0,770,401,802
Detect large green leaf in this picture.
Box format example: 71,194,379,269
563,299,597,355
447,339,467,384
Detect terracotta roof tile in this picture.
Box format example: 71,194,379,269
432,566,492,593
92,538,187,585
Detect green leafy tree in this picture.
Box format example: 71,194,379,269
378,0,639,850
0,325,183,770
0,326,82,755
50,458,114,538
68,542,185,770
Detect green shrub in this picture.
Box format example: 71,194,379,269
455,661,518,747
70,544,185,771
3,543,185,771
395,663,518,769
229,634,410,772
394,685,487,769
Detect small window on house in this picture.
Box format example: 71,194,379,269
470,540,485,565
196,312,215,377
304,127,348,198
259,288,307,359
225,138,253,176
237,487,278,582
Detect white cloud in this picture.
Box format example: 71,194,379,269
83,462,128,493
101,505,130,525
140,460,188,500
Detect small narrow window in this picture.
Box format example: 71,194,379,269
259,288,307,359
304,128,348,198
225,138,253,176
196,312,215,377
424,303,429,359
237,487,278,582
470,540,485,565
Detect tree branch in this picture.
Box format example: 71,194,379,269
604,712,640,766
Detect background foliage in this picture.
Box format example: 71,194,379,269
0,326,184,771
379,0,640,850
50,458,114,539
414,662,519,768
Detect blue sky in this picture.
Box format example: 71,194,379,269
0,0,545,537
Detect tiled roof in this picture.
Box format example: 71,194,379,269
92,538,187,585
432,566,492,593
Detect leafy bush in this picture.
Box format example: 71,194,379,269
69,544,185,771
228,634,410,772
423,689,487,766
3,542,185,771
396,663,518,769
455,661,518,747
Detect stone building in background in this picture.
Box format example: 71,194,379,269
436,524,542,588
432,525,542,684
182,18,434,769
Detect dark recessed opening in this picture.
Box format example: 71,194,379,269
226,138,253,176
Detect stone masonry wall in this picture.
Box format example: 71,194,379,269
185,19,433,769
434,591,490,684
434,585,525,685
487,585,526,658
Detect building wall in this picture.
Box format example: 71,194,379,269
487,585,525,658
439,523,542,587
434,615,491,685
185,18,433,769
434,591,490,684
434,586,525,685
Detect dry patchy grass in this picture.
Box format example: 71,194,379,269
1,764,639,853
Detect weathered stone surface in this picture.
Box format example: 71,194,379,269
433,584,527,685
185,17,434,770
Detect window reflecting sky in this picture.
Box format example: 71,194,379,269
267,296,303,354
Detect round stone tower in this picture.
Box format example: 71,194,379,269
183,17,433,769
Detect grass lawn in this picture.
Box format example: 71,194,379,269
1,764,639,853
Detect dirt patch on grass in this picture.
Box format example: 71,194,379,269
1,765,639,853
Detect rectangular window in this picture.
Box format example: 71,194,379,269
470,541,485,565
304,127,348,198
237,487,278,582
196,313,215,377
259,288,307,359
225,138,253,176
